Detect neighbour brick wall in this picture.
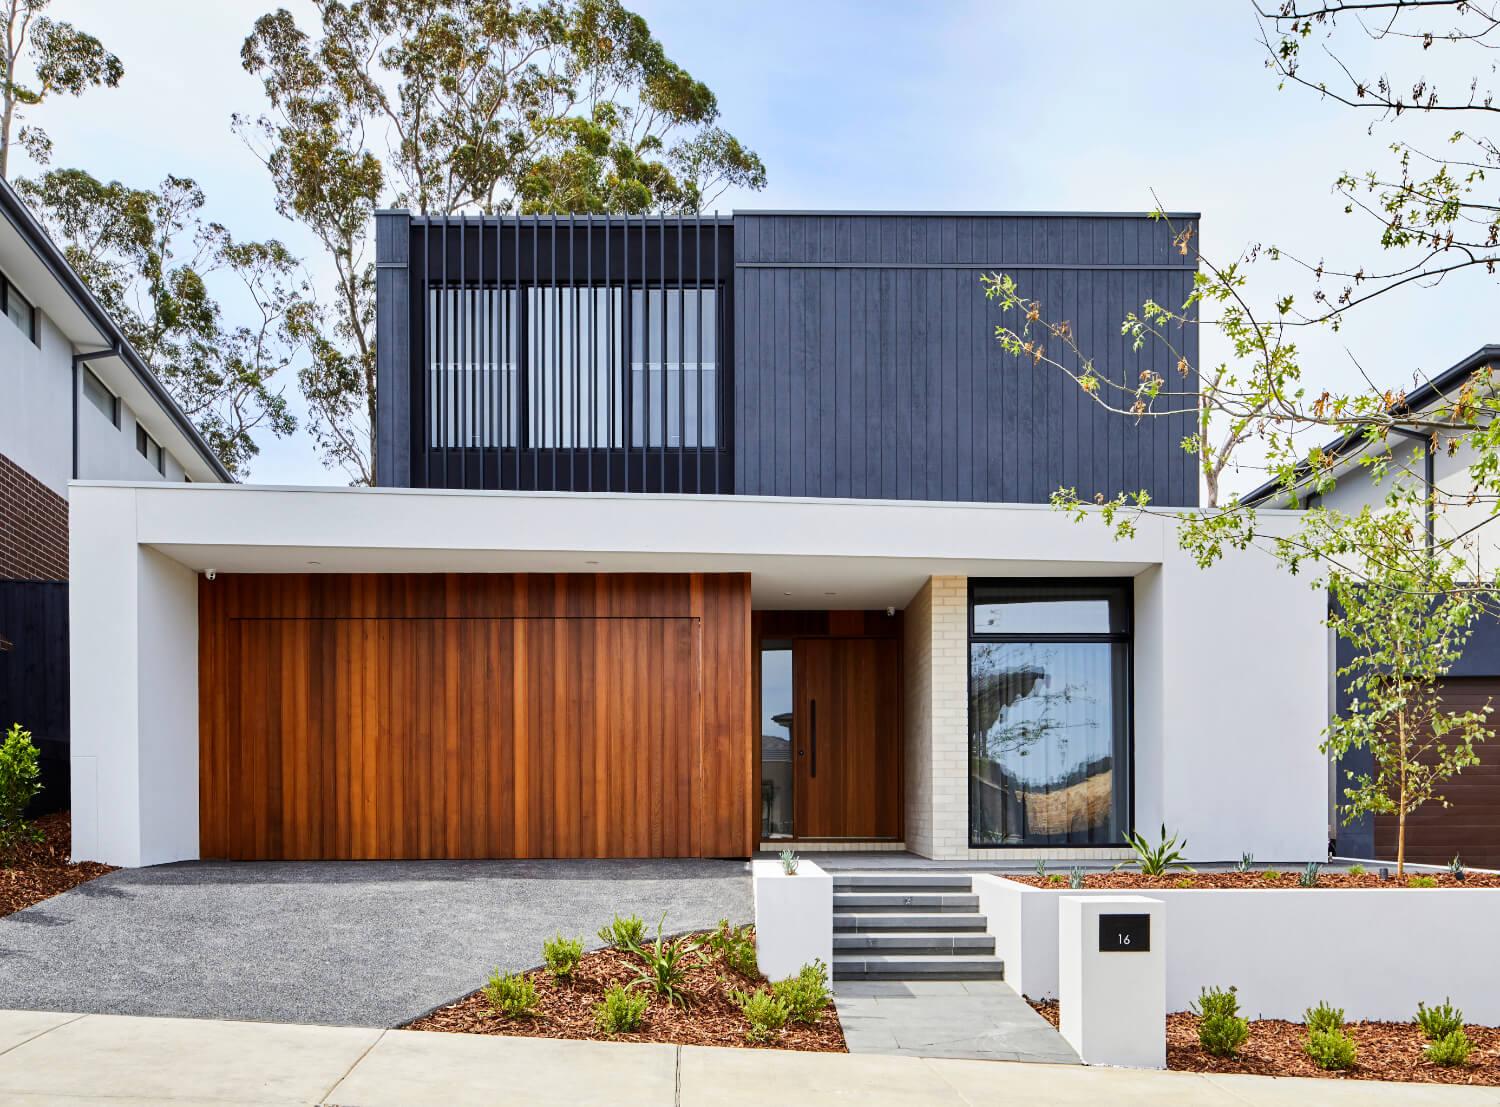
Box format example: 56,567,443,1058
906,574,1132,863
0,452,67,581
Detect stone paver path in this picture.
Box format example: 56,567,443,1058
835,979,1081,1063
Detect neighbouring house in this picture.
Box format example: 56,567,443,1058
70,210,1327,868
0,177,229,812
1244,343,1500,868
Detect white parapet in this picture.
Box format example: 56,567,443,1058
981,875,1500,1023
752,858,832,981
1058,895,1166,1069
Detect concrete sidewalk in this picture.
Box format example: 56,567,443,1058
0,1009,1495,1106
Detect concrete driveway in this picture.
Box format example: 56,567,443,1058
0,859,750,1027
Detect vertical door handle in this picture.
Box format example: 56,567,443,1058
810,698,817,779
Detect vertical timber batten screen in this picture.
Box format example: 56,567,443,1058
387,213,733,494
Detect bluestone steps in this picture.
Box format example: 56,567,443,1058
830,873,1004,982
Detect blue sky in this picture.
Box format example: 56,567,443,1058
25,1,1497,492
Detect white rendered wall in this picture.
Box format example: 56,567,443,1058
69,486,198,866
751,860,833,981
0,308,71,494
980,877,1500,1023
71,482,1329,867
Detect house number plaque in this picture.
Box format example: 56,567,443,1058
1098,913,1150,952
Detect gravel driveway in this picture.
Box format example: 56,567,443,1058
0,859,750,1027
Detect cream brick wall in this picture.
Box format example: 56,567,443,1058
904,573,1132,863
902,578,935,857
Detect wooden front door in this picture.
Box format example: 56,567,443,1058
792,637,901,839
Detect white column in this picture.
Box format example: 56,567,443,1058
69,485,200,866
1059,894,1166,1069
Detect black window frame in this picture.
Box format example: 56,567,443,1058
966,577,1135,849
136,422,165,474
1,272,38,346
82,365,119,427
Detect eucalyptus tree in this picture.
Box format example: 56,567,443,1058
17,168,302,477
0,0,122,177
237,0,766,484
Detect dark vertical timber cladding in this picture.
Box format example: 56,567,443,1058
732,213,1199,506
374,210,411,487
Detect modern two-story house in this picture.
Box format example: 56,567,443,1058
0,177,229,810
70,210,1328,868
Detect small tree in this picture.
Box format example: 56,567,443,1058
1321,510,1491,877
0,722,42,854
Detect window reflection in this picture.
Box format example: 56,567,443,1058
968,582,1131,847
760,644,793,839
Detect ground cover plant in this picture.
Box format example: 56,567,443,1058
1028,999,1500,1084
408,918,844,1052
0,810,114,917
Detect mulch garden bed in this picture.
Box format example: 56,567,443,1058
1009,870,1500,889
1,811,116,918
1028,1000,1500,1085
405,930,847,1052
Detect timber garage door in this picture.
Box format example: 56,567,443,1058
1375,678,1500,869
199,573,752,860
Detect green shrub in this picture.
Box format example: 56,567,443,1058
1125,824,1189,876
631,915,699,1007
0,723,42,854
542,933,584,979
597,914,647,951
1192,986,1249,1057
1298,861,1321,888
1261,870,1283,882
1304,1001,1344,1035
1047,873,1067,885
1174,876,1196,888
1415,999,1464,1041
770,960,830,1024
1408,875,1438,888
483,970,538,1018
732,987,790,1042
1348,862,1366,876
705,919,759,979
1305,1027,1357,1071
1425,1029,1472,1067
593,983,649,1035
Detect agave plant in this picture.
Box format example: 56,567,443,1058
1068,866,1085,889
778,849,799,875
1235,852,1254,874
1449,855,1466,882
1125,824,1189,877
1298,861,1321,888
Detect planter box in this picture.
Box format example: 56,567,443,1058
752,859,832,981
975,875,1500,1022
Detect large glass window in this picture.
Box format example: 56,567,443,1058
968,580,1131,847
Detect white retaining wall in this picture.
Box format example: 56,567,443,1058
978,875,1500,1023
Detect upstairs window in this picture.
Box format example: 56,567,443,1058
136,423,164,474
426,284,719,452
83,366,118,426
1,274,37,345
